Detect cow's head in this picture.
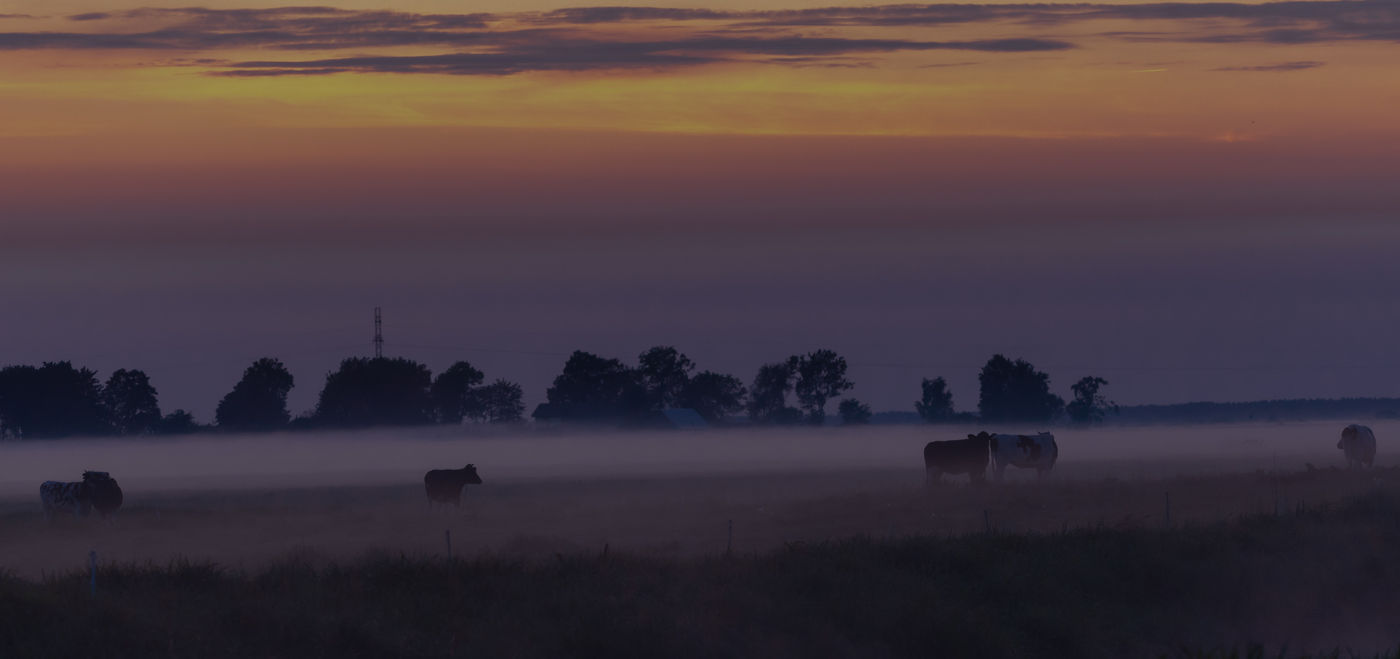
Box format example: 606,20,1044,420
1339,425,1357,449
83,471,123,512
462,464,483,484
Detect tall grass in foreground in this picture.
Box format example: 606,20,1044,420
1175,649,1400,659
3,492,1400,658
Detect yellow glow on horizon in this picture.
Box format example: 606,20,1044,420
0,1,1395,166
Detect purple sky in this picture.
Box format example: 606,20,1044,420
5,213,1399,421
4,131,1400,420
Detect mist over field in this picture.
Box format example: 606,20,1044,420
0,420,1390,579
1,420,1385,498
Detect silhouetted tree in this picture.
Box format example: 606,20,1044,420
1066,376,1117,426
533,351,648,423
216,358,294,432
0,362,109,438
315,357,434,428
430,361,485,424
748,359,801,425
472,379,525,423
157,409,202,435
103,368,161,435
287,413,318,432
637,346,695,410
794,349,853,425
0,365,39,438
838,398,872,425
681,371,747,423
916,377,955,423
977,354,1064,423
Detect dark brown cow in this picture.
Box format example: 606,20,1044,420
923,434,991,485
423,464,483,507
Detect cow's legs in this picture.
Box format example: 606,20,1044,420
994,463,1006,482
925,467,941,487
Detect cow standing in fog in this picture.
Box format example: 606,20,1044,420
40,471,124,520
924,435,991,485
424,464,483,507
1338,424,1376,469
989,432,1058,481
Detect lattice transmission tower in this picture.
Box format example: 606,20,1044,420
373,307,384,358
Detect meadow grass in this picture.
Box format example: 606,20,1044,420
2,491,1399,658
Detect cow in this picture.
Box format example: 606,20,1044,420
424,464,483,507
989,432,1058,481
1338,424,1376,469
40,471,123,520
923,435,991,485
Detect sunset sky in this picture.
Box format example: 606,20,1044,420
3,0,1399,419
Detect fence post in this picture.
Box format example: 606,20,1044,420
89,550,97,598
983,509,991,534
1163,492,1171,529
444,530,452,560
726,520,733,557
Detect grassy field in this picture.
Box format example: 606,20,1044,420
2,459,1395,578
3,423,1397,656
3,482,1399,658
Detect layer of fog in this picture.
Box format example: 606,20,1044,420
0,420,1385,501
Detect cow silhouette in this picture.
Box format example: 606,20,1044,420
923,435,991,485
423,464,483,507
1338,424,1376,469
40,471,123,520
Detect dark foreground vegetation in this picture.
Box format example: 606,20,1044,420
4,492,1399,658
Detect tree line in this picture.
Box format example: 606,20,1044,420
0,357,525,439
0,348,1116,439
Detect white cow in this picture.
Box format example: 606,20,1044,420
1337,424,1376,469
989,432,1058,481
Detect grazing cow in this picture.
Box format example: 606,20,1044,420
86,471,124,517
1338,424,1376,469
923,435,991,485
989,432,1058,481
424,464,483,507
39,471,123,520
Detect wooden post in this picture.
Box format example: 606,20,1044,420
1163,492,1171,529
726,520,733,556
444,530,452,560
89,550,97,598
983,509,991,534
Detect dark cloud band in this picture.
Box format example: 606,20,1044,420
0,2,1393,78
1214,60,1327,71
217,35,1071,77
